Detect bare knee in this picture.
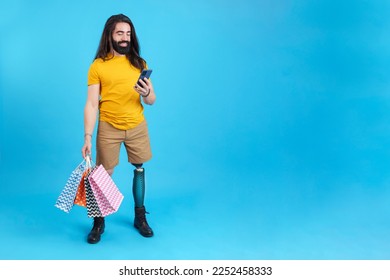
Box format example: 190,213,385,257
106,168,114,176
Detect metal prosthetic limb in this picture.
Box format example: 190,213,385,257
132,164,154,237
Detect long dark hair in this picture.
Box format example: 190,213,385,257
95,14,146,70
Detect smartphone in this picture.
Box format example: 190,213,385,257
137,69,153,86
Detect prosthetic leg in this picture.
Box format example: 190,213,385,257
132,165,154,237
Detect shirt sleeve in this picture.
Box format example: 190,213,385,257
87,60,100,86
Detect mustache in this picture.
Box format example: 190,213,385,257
118,41,129,45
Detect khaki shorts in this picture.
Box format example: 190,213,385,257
96,120,152,169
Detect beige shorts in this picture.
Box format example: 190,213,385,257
96,120,152,169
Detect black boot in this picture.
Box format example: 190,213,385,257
87,217,105,244
134,206,154,237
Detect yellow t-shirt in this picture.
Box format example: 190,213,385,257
87,56,145,130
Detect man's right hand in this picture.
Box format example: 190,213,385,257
81,137,92,159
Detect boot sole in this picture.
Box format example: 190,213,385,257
87,229,105,244
134,224,154,237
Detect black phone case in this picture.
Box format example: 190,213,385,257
137,69,152,86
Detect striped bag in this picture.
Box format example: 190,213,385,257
55,159,87,213
88,164,124,217
85,166,103,217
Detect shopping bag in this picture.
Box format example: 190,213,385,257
55,159,87,213
74,170,88,207
88,164,124,217
85,166,103,217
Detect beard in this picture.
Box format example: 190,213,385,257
112,40,130,55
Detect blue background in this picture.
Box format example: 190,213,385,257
1,0,390,259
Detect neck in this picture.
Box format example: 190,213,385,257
113,51,125,56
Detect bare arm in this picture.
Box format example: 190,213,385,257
81,84,100,159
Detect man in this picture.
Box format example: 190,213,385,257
81,14,156,244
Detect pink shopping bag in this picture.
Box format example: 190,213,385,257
88,164,124,217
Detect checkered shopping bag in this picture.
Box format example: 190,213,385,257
55,159,87,213
88,164,124,217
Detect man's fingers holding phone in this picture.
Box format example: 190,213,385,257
134,69,153,97
134,78,150,96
